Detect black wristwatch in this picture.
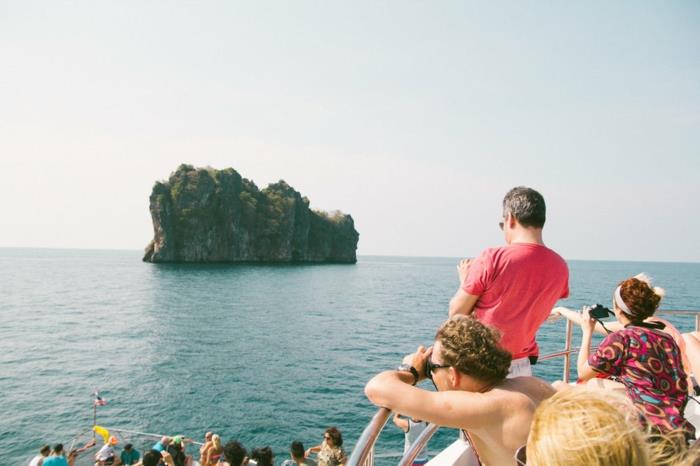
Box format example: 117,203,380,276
397,363,419,386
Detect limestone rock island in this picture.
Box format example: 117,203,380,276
143,165,359,263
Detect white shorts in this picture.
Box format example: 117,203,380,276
507,357,532,378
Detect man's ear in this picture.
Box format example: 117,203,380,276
448,366,460,387
507,211,517,228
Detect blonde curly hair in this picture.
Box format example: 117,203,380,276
526,387,694,466
435,316,511,384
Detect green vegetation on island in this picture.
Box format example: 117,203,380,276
143,164,359,263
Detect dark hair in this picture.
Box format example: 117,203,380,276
325,427,343,447
435,316,512,385
40,445,51,455
224,441,247,466
290,441,305,459
617,275,664,323
124,443,133,451
53,444,64,454
167,443,186,466
503,186,546,228
252,446,274,466
142,449,163,466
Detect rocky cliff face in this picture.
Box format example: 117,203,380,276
143,165,359,263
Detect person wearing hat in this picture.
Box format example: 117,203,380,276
94,436,119,466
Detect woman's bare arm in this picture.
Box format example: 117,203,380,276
553,307,623,335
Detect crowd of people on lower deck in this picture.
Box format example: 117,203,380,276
28,426,348,466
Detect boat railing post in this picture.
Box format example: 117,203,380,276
347,407,391,466
363,448,374,466
397,423,439,466
563,319,574,383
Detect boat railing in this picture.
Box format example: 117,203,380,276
396,422,440,466
348,309,700,466
347,407,392,466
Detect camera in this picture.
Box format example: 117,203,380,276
588,304,614,320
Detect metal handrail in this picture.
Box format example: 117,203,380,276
106,427,204,446
347,407,392,466
397,423,439,466
350,309,700,466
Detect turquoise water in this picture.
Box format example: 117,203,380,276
2,248,699,465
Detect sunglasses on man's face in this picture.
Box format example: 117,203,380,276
514,444,526,465
425,358,450,381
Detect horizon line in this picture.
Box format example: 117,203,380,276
0,245,698,265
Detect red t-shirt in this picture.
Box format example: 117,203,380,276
462,243,569,359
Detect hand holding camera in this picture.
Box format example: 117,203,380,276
582,304,615,335
588,304,614,320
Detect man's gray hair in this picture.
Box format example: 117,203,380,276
502,186,546,228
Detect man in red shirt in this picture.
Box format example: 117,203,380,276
448,186,569,376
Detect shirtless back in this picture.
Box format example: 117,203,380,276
460,377,554,465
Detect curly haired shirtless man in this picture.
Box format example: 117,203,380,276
365,317,554,466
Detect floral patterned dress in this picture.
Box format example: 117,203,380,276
316,442,346,466
589,324,695,438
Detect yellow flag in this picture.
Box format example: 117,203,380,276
93,425,110,443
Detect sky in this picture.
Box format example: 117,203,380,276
1,1,698,262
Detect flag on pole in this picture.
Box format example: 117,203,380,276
93,390,107,406
93,425,110,444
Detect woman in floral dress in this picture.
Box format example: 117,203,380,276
576,274,694,441
306,427,346,466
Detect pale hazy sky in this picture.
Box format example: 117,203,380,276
1,1,698,262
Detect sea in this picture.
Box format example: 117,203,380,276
2,248,699,465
